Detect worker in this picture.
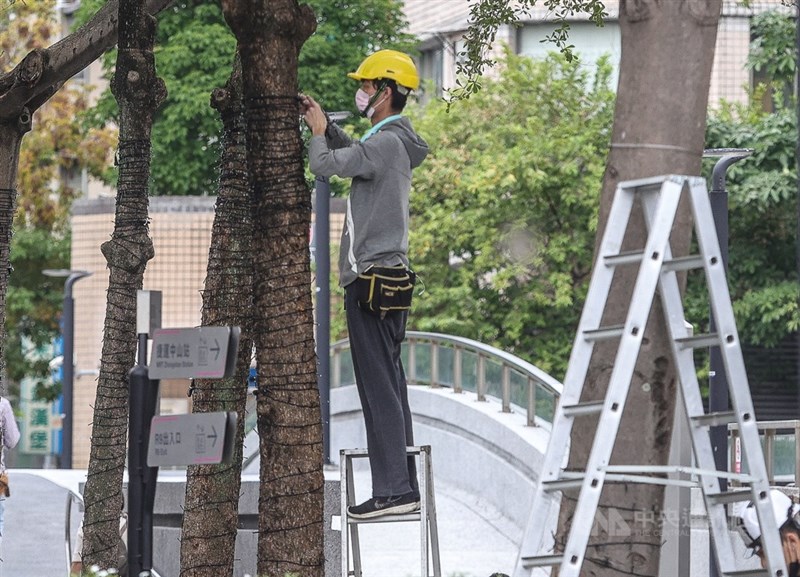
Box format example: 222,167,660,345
301,49,429,519
735,488,800,577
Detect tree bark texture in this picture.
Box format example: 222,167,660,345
81,0,166,570
556,1,723,576
0,121,26,396
220,2,323,576
179,55,255,577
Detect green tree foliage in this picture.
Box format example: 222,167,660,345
407,52,614,378
299,0,416,113
747,10,796,90
77,0,236,196
698,10,799,348
78,0,414,196
7,229,70,401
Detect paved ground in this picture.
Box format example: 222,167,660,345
2,471,84,577
2,469,518,577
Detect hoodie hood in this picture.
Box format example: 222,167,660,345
382,116,429,168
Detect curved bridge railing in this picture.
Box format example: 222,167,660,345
330,331,563,426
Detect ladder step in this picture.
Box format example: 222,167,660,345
520,553,564,568
675,332,719,349
603,250,644,266
691,411,738,428
603,251,704,272
707,489,753,505
662,254,705,272
583,325,624,342
542,478,584,492
347,511,422,524
562,400,604,417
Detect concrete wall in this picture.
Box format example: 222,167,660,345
149,476,341,577
244,384,552,547
404,0,788,106
103,383,548,576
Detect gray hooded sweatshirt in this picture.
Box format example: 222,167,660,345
308,116,429,287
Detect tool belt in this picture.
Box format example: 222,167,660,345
355,265,416,317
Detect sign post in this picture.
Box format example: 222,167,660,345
128,290,240,577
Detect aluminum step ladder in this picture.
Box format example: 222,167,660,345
515,175,787,577
340,445,441,577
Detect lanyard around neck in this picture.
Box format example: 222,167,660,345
361,114,403,142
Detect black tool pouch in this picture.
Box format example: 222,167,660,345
355,265,416,318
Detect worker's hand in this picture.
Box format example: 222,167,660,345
300,94,327,137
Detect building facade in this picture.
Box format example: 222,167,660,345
406,0,791,107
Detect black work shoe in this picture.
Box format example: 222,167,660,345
348,491,421,519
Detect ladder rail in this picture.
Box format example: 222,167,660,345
517,182,641,563
647,230,739,572
341,447,440,577
641,181,786,577
685,181,787,577
557,179,686,577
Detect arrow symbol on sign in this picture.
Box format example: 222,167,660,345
207,425,218,447
210,339,221,361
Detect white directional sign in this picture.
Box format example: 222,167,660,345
149,326,240,379
147,411,236,467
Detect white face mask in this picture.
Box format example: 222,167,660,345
355,88,387,119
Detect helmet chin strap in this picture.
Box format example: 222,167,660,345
363,80,389,116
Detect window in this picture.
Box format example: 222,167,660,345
518,21,621,90
418,45,444,100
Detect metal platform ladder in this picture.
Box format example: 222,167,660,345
516,175,787,577
340,445,441,577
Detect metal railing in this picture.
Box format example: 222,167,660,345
331,331,564,426
729,420,800,485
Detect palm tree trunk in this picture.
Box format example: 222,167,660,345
220,2,324,576
179,54,255,577
81,0,166,569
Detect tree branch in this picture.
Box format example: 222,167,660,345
0,0,173,122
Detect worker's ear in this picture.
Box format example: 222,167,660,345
783,530,800,563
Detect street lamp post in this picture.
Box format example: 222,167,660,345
702,148,752,577
315,111,350,466
43,268,92,469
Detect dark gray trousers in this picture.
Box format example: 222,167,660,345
345,284,418,498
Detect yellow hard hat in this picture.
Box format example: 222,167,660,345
347,49,420,91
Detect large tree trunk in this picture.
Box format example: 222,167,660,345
81,0,166,570
556,1,723,575
220,2,324,576
179,55,255,577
